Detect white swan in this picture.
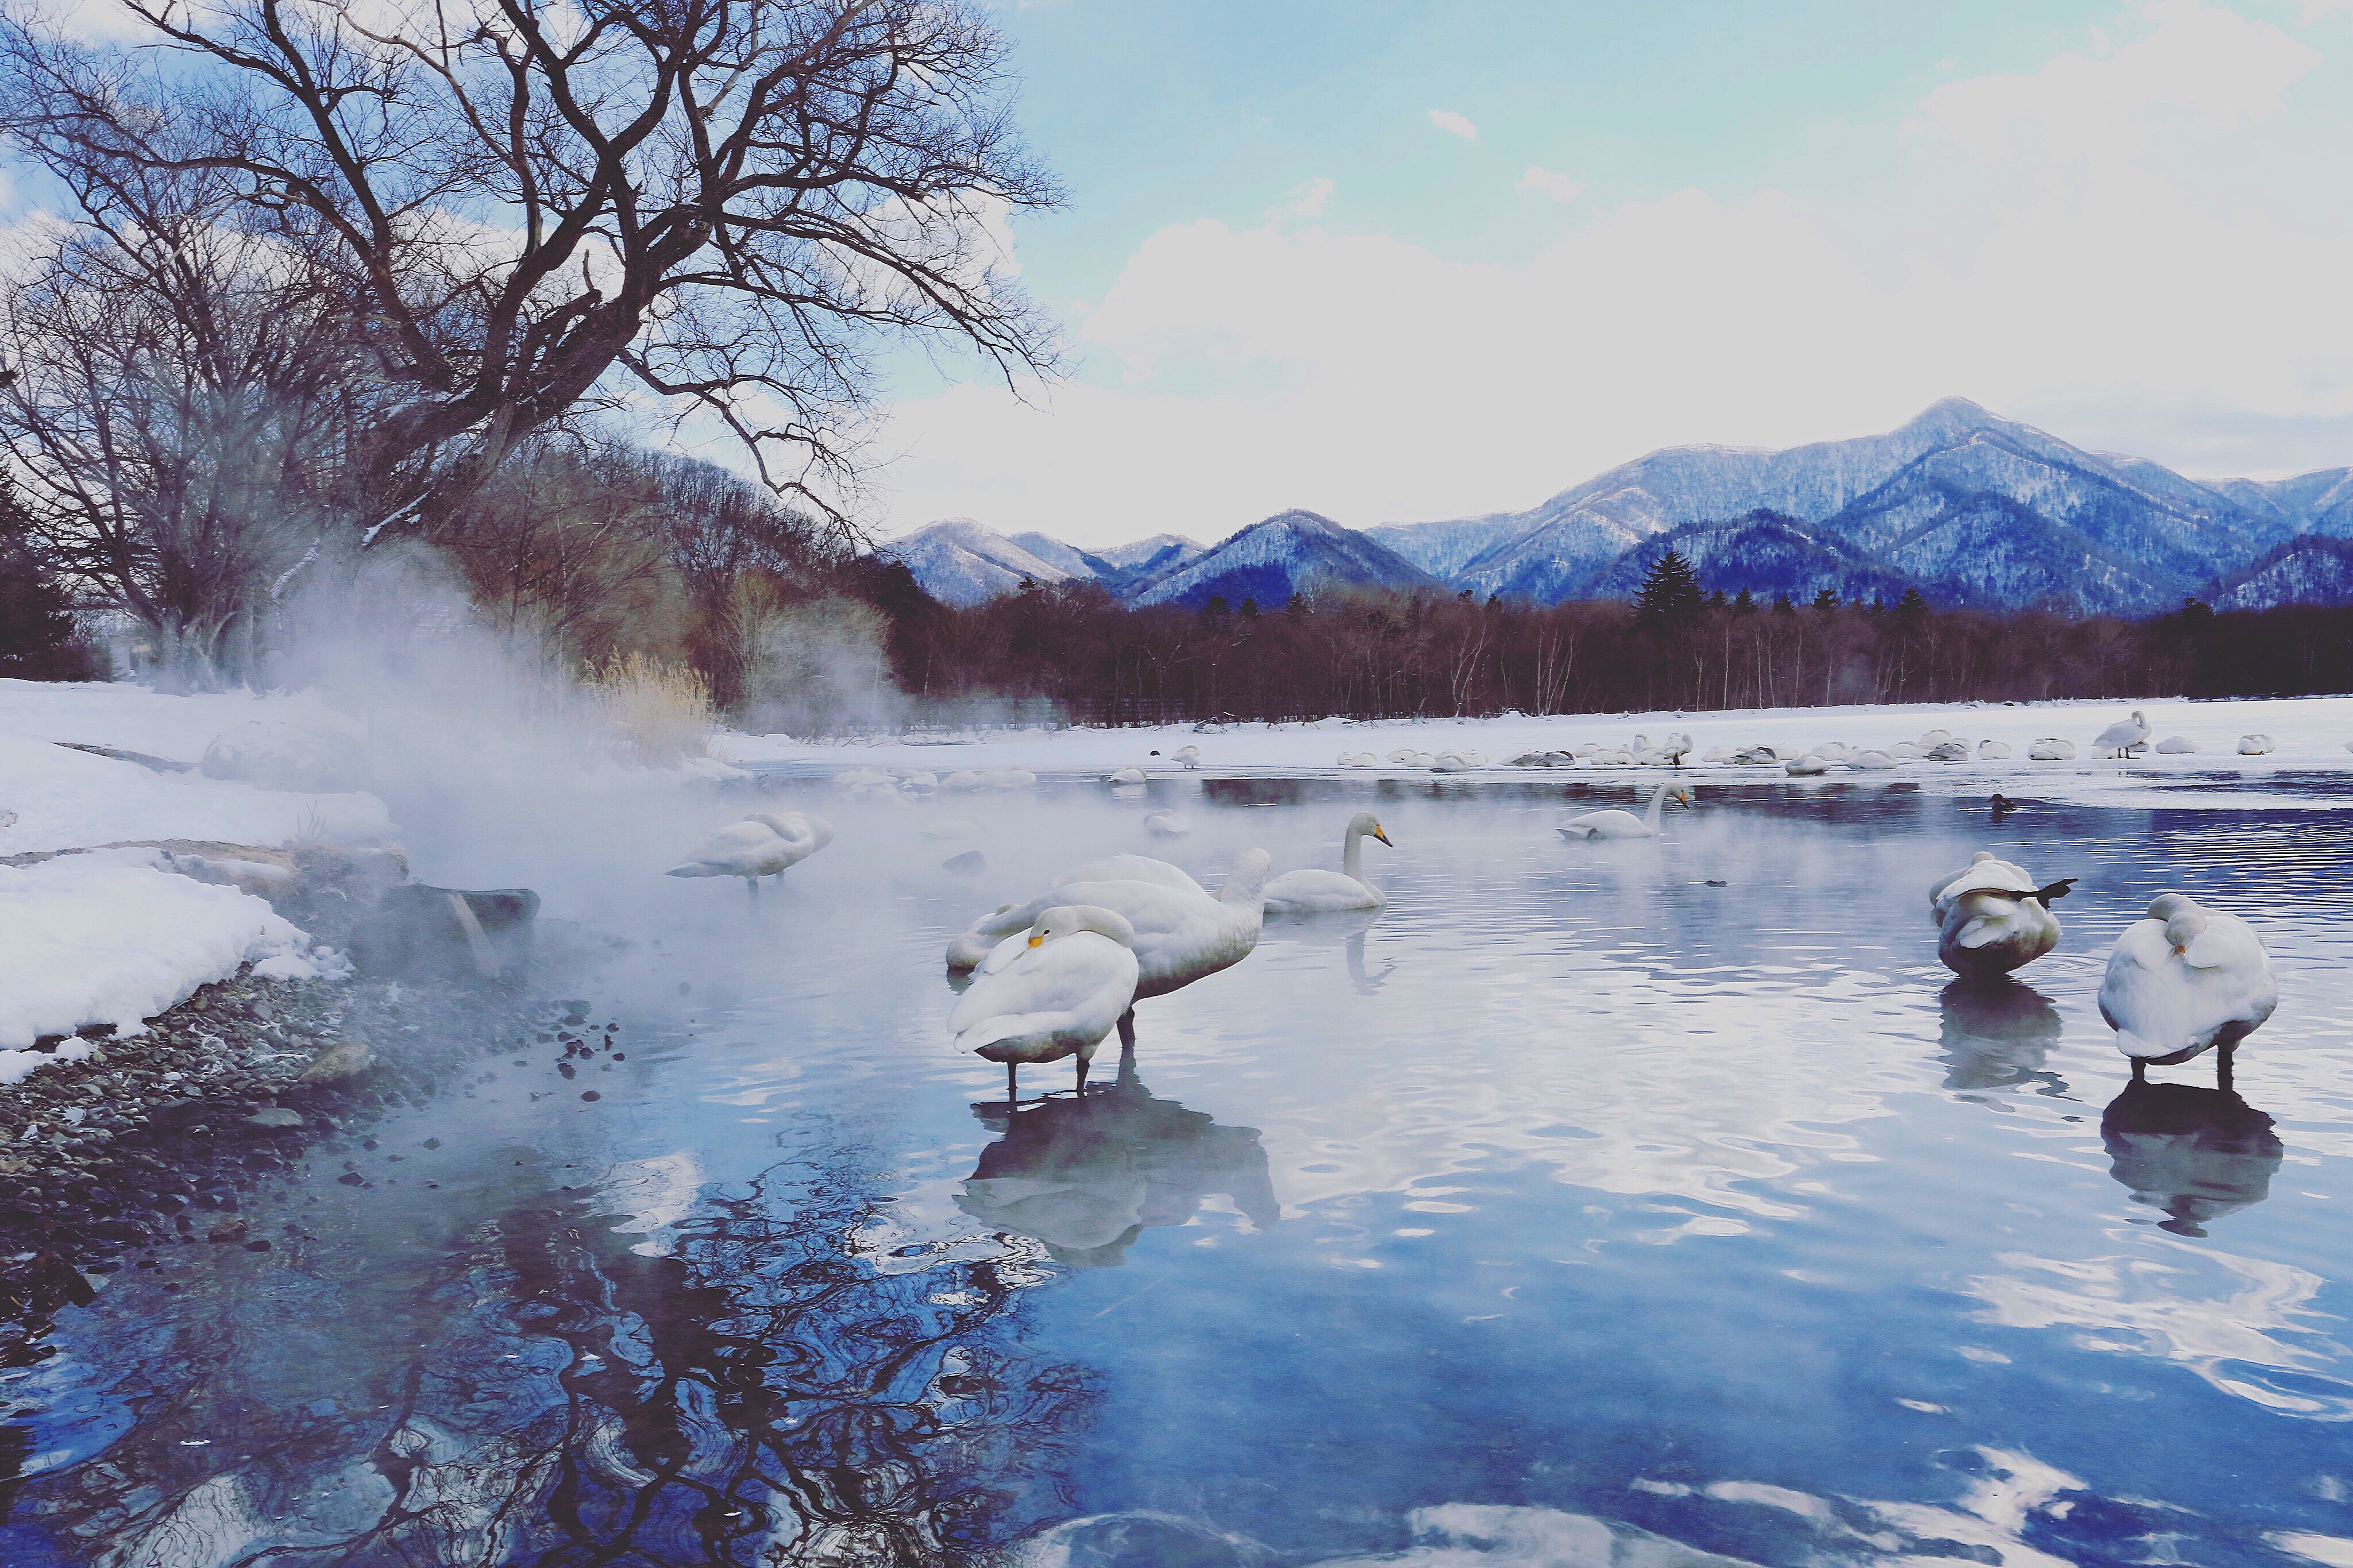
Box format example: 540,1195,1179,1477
2237,733,2275,756
2099,894,2278,1084
980,767,1037,790
2094,710,2153,758
2028,738,2076,761
1785,754,1831,776
666,812,833,900
1106,765,1148,786
1264,811,1392,914
1927,851,2074,979
1143,809,1191,839
1054,854,1204,895
1172,745,1202,770
948,852,1273,1007
1976,740,2011,759
1844,749,1897,771
1559,784,1692,840
2154,735,2198,755
1337,751,1380,767
950,905,1140,1096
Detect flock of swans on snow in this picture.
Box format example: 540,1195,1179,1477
664,705,2283,1104
1336,709,2308,774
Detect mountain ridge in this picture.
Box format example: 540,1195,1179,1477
878,401,2353,615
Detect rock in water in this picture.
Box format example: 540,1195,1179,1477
299,1037,375,1083
944,849,987,876
349,886,541,981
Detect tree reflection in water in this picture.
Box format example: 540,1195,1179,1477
6,1157,1095,1566
959,1053,1280,1267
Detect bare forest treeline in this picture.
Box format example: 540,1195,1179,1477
864,574,2353,728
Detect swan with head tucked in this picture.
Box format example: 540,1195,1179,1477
1054,853,1203,895
666,811,832,901
1927,851,2074,978
950,905,1140,1097
2099,893,2278,1086
948,851,1272,1012
1558,785,1692,840
1264,811,1392,914
2094,710,2152,758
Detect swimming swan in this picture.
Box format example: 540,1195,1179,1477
1054,854,1204,895
667,812,833,901
2099,893,2278,1084
1263,811,1393,914
950,905,1140,1096
1927,851,2075,978
1559,785,1693,840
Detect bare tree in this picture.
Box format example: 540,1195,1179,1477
1,0,1058,544
0,148,361,682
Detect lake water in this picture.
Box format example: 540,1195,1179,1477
7,775,2353,1566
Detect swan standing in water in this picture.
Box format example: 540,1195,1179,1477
1927,851,2075,978
950,906,1140,1098
666,811,833,902
1559,784,1694,840
2099,893,2278,1086
948,853,1274,1045
1263,812,1393,913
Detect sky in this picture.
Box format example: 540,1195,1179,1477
851,0,2353,548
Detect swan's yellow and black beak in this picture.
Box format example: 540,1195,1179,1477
1027,934,1045,948
1373,824,1393,847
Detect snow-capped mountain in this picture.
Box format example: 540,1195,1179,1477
873,520,1079,607
1126,510,1438,609
1375,399,2304,612
1579,512,1917,605
2210,535,2353,610
1093,534,1206,574
881,401,2353,613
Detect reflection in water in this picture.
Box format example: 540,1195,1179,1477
1935,980,2066,1098
2103,1082,2285,1237
1269,905,1392,993
9,1161,1093,1565
959,1056,1279,1266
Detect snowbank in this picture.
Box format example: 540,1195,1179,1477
714,693,2353,796
0,733,391,856
0,855,320,1065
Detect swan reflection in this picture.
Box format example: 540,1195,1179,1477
959,1057,1279,1266
1936,980,2066,1097
2102,1081,2284,1237
1266,904,1393,993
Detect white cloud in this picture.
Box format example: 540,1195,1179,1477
1514,166,1584,203
1426,109,1479,142
874,3,2353,544
1272,177,1336,220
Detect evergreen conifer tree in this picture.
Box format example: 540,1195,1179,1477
1635,549,1704,630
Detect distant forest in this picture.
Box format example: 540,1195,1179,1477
858,549,2353,728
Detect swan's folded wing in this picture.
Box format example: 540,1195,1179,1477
2184,914,2267,972
684,820,782,862
1055,855,1204,895
1054,878,1217,937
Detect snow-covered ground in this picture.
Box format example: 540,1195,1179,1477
0,849,333,1065
713,693,2353,808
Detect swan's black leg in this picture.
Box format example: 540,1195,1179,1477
2217,1043,2235,1094
2131,1057,2147,1083
1006,1061,1018,1102
1116,1009,1136,1051
746,877,759,908
1074,1055,1088,1096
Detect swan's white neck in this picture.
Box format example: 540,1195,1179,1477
1343,821,1368,882
1644,785,1669,831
